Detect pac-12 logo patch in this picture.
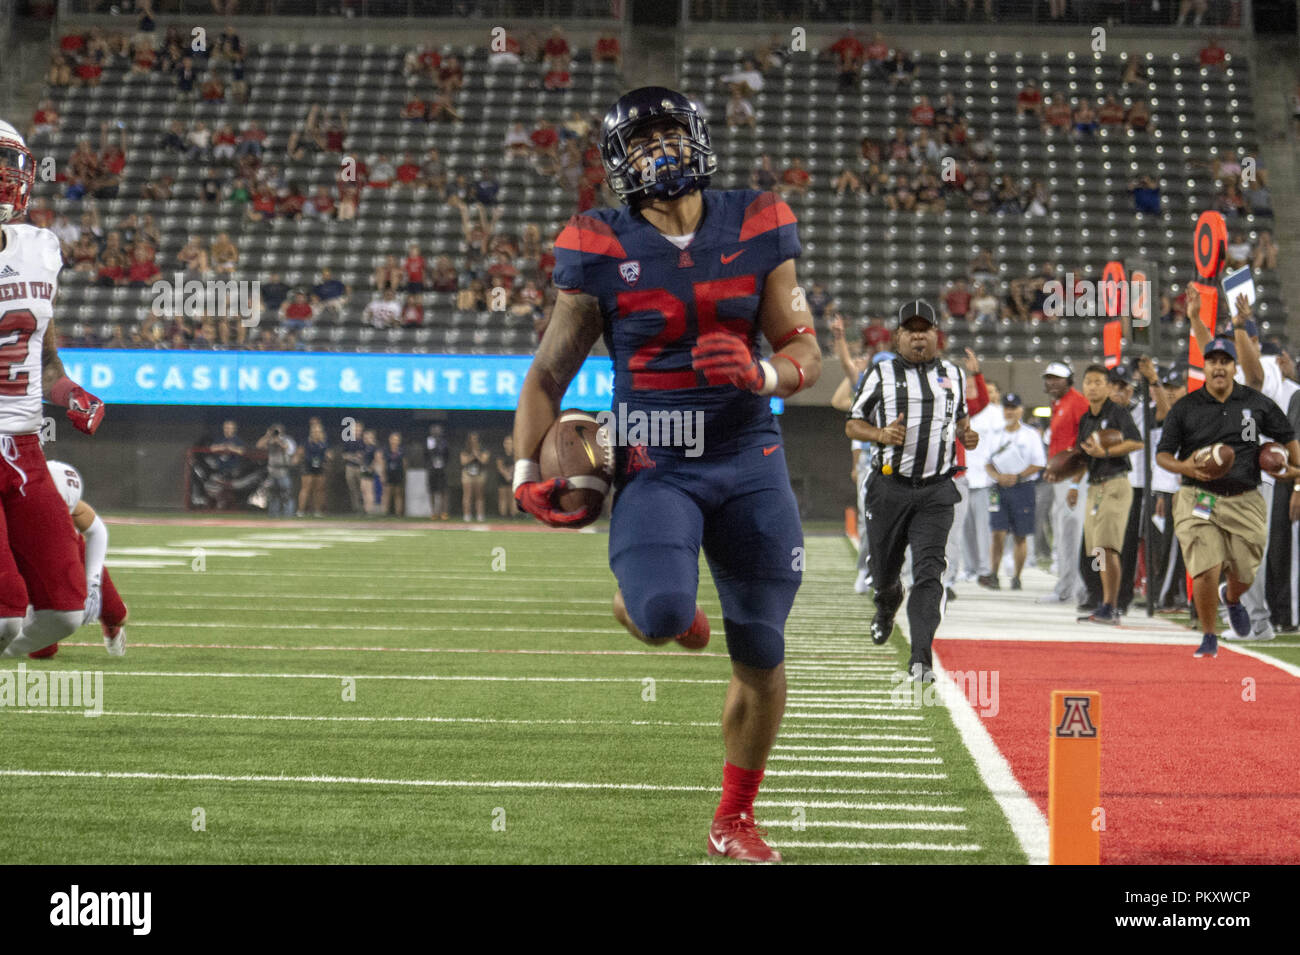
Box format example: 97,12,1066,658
619,260,641,286
1055,696,1098,738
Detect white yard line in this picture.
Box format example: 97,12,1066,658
769,840,981,852
762,820,967,831
755,799,962,813
0,669,729,685
931,649,1049,866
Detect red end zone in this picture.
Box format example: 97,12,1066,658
935,639,1300,864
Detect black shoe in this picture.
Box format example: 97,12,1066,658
1010,577,1022,591
945,586,957,601
869,613,894,645
908,662,936,683
977,574,1000,590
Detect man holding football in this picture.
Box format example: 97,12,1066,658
512,88,821,863
1156,337,1300,658
0,119,108,657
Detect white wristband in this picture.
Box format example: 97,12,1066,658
757,359,778,397
513,458,541,495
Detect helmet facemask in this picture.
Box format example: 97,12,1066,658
0,141,34,224
603,110,716,206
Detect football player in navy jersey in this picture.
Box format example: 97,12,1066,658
512,87,821,862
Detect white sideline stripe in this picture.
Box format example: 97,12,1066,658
0,769,949,799
764,769,946,780
109,548,270,558
768,754,943,766
931,649,1049,866
773,744,936,753
755,799,963,813
936,631,1199,645
785,712,923,722
104,559,187,568
1219,642,1300,679
123,606,615,618
125,591,622,606
770,840,980,852
762,820,967,832
0,669,730,686
779,732,932,743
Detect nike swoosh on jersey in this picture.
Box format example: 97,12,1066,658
763,445,780,455
720,249,745,264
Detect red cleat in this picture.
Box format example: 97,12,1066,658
27,643,58,659
707,812,782,862
674,605,710,650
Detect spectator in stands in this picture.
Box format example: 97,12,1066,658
1121,54,1149,88
126,245,161,287
281,292,314,335
780,158,812,197
1198,36,1226,67
312,269,348,320
542,25,571,68
278,183,306,221
827,29,864,90
430,256,458,293
457,279,487,311
178,234,211,276
594,33,621,67
1041,96,1072,134
364,289,402,329
805,283,835,321
299,185,333,219
1244,180,1273,216
200,69,226,103
1098,95,1125,126
373,256,402,294
1254,230,1278,271
71,231,99,274
543,62,572,92
175,56,197,100
50,212,79,256
751,153,778,192
29,99,59,140
862,315,892,356
403,244,427,293
160,120,186,154
886,173,916,211
323,111,348,153
141,175,175,200
210,233,238,275
943,278,973,324
1225,230,1252,269
236,121,268,159
488,31,523,69
427,94,463,124
185,122,212,161
401,294,424,327
404,42,439,84
96,250,126,287
420,147,446,195
721,59,764,97
1214,181,1245,219
438,56,465,94
833,165,864,197
1016,80,1043,119
199,168,223,205
211,123,238,163
1125,99,1151,132
247,184,278,222
500,122,532,164
966,170,993,213
1073,100,1099,140
726,89,756,130
971,282,1000,325
367,152,396,190
885,49,915,87
910,95,935,127
1024,179,1050,217
47,48,74,88
260,273,290,317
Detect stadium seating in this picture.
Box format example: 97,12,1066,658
35,39,1281,359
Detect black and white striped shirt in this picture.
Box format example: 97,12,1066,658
849,357,968,481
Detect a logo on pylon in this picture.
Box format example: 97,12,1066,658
1055,696,1098,738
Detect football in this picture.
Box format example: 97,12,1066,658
1191,443,1235,480
1046,448,1087,481
539,409,614,522
1259,442,1289,477
1093,428,1125,450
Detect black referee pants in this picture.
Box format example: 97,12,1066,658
1265,480,1298,630
867,474,959,668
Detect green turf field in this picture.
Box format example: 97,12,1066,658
0,519,1030,864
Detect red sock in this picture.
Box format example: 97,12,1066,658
715,761,764,821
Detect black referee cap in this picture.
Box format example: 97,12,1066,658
897,299,939,328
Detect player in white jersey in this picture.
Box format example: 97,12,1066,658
19,460,127,658
0,119,109,657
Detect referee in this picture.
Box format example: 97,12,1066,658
846,300,980,682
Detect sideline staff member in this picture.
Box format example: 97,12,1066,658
1155,338,1300,658
846,300,980,682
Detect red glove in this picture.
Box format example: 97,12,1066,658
515,476,600,528
49,377,105,436
691,331,772,393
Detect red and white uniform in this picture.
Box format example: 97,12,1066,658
45,459,127,629
0,222,84,615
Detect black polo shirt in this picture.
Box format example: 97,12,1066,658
1076,399,1141,483
1156,382,1295,495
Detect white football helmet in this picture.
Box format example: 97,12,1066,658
0,119,34,224
45,459,85,514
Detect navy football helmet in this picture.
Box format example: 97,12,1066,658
599,87,716,206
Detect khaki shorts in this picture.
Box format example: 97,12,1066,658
1083,475,1133,555
1172,485,1267,580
